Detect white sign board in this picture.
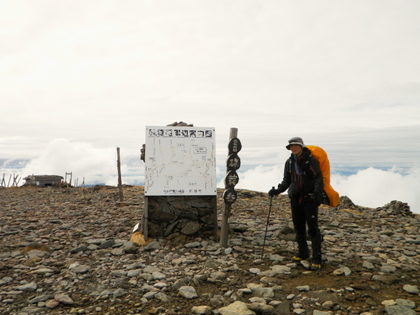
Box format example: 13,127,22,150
144,126,217,196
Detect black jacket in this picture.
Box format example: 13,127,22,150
278,147,324,201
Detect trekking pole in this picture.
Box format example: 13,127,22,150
261,188,274,259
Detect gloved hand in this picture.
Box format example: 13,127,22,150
268,186,281,197
308,193,323,206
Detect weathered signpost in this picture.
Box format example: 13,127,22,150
220,128,242,247
142,123,217,240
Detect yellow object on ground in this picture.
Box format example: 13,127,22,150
130,231,153,245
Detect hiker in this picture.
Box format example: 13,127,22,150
269,137,324,270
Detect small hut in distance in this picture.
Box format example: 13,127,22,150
23,175,64,187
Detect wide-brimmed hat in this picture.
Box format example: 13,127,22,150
286,137,306,150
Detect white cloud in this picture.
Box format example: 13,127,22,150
331,167,420,212
2,138,420,214
18,139,126,185
234,164,420,214
1,2,420,213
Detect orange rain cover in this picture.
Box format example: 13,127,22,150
306,145,340,207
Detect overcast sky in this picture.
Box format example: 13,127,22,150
1,1,420,212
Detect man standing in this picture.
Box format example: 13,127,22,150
269,137,324,270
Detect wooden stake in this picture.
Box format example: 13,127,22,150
117,147,123,202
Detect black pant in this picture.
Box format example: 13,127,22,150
291,199,322,264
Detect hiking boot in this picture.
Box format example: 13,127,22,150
310,263,321,271
292,256,310,262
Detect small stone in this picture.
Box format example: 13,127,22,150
191,305,212,314
403,284,419,294
152,271,166,280
293,308,306,314
127,269,142,277
111,247,124,256
72,265,91,274
210,271,227,280
342,266,352,276
28,294,51,303
181,222,201,235
15,282,37,291
145,241,161,251
296,285,310,292
179,286,198,299
269,254,286,262
123,241,139,253
248,302,274,314
363,261,375,270
0,277,13,285
381,264,396,273
110,270,127,277
46,299,60,308
100,239,115,249
249,268,260,274
385,304,417,315
32,267,54,274
113,288,126,297
54,293,74,305
70,246,87,254
322,300,335,309
271,265,291,274
218,301,256,315
156,292,171,303
143,291,158,300
382,299,396,306
185,242,201,248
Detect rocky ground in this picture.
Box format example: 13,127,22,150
1,185,420,315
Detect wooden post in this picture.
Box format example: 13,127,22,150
117,147,123,202
220,128,238,248
220,204,231,247
65,172,73,186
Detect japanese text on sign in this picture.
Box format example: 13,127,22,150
145,126,217,196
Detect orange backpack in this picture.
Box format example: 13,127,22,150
306,145,340,207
